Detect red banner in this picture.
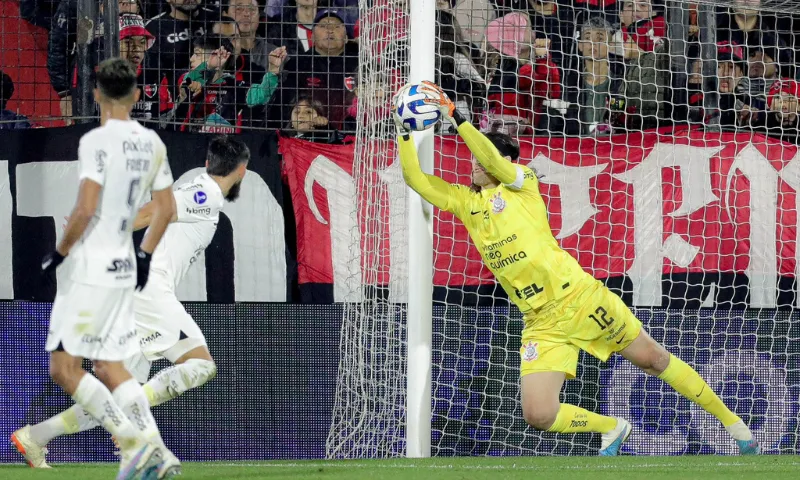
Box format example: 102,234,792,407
280,128,800,304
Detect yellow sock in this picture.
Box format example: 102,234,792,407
658,354,740,427
546,403,617,434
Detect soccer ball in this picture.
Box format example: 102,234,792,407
394,84,442,131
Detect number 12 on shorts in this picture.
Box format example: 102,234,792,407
589,306,615,330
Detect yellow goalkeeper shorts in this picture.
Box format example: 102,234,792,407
519,278,642,379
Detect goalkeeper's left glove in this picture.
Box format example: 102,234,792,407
419,81,458,127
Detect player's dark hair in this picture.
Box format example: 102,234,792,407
485,132,520,160
95,57,138,100
207,135,250,176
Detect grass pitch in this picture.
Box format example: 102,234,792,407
1,456,798,480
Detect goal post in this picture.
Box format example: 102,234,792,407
406,0,437,459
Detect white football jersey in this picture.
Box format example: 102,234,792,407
147,173,225,290
71,119,173,287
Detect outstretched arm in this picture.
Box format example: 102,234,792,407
420,81,519,186
455,119,519,185
397,133,458,212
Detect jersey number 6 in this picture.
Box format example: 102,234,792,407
588,306,615,330
120,178,142,232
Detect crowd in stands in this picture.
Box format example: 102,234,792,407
3,0,800,143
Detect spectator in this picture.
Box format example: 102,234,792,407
119,14,174,122
763,79,800,141
267,0,321,55
228,0,285,84
245,46,289,109
716,41,751,128
436,10,486,130
685,48,705,123
146,0,220,87
528,1,577,67
611,14,668,131
0,72,31,130
718,1,795,79
212,15,240,38
746,33,790,100
572,16,621,136
286,94,331,140
277,9,358,129
615,0,665,56
48,0,140,120
481,12,561,136
175,35,248,133
342,69,402,134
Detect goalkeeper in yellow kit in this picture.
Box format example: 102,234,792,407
395,82,760,456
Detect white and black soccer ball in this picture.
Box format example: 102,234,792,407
394,84,441,131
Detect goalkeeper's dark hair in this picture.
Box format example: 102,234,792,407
485,132,520,161
96,57,137,100
206,136,250,176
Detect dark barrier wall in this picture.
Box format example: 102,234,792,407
0,125,290,302
1,303,797,462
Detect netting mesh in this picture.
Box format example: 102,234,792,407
326,0,800,458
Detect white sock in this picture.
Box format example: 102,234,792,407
70,374,140,449
113,379,163,444
142,359,217,407
29,404,99,446
725,420,754,441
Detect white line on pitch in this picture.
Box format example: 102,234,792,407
197,461,800,470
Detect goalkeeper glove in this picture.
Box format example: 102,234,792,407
419,81,457,127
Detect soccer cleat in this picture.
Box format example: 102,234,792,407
599,417,632,456
736,438,761,455
10,425,52,469
156,449,182,479
117,442,163,480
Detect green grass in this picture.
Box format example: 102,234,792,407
2,457,799,480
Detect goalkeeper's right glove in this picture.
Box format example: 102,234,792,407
419,81,458,127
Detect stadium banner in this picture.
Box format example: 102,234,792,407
1,303,796,462
281,128,800,308
0,125,288,302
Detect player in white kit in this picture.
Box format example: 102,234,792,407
12,58,179,480
11,136,250,471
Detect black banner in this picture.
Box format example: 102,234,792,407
0,125,289,302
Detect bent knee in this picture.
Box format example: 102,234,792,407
522,405,559,431
49,360,81,386
641,347,671,376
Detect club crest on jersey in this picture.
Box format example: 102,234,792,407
521,341,539,362
491,192,506,214
193,191,207,205
143,84,157,98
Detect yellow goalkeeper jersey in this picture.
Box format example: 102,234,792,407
398,123,590,313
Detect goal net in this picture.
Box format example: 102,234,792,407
326,0,800,457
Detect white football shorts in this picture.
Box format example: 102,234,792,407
46,281,139,361
133,277,208,363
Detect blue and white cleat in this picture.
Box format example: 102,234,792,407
736,439,761,455
117,442,163,480
599,417,632,456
